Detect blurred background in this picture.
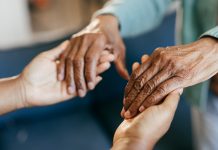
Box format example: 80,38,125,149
0,0,192,150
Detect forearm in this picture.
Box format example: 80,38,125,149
0,76,25,115
94,0,172,37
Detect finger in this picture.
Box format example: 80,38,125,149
139,77,182,112
132,62,140,72
65,39,79,94
85,41,104,90
46,40,70,60
124,69,171,118
123,63,161,112
99,53,115,64
57,42,72,81
95,76,103,86
74,38,89,97
141,55,149,64
66,58,76,94
120,107,125,118
57,59,65,81
97,62,111,74
124,58,151,98
113,47,130,80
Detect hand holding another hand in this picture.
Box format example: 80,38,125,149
123,37,218,119
57,15,129,98
113,88,181,150
18,41,114,107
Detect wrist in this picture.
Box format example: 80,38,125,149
112,137,154,150
15,75,29,109
92,15,120,43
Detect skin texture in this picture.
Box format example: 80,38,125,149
112,89,181,150
211,73,218,96
57,15,129,98
123,37,218,119
0,41,114,115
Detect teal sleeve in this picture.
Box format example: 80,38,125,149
201,26,218,39
93,0,172,38
184,26,218,111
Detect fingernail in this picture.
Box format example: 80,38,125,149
88,82,95,90
58,74,63,81
139,106,145,112
124,110,131,118
68,87,74,94
78,89,86,97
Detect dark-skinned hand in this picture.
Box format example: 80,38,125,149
57,15,129,98
123,37,218,119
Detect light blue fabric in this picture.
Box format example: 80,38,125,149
94,0,172,37
94,0,218,111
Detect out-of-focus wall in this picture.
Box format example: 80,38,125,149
0,0,32,50
0,0,106,50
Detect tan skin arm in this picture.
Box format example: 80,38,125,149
0,41,115,115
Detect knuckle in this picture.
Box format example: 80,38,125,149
73,58,83,66
60,53,66,59
66,56,73,63
156,85,166,95
144,80,156,93
85,55,93,63
134,79,143,91
168,58,178,69
137,92,146,101
147,95,156,105
81,35,89,44
175,69,189,79
95,35,106,45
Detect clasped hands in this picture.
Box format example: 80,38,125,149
16,15,218,149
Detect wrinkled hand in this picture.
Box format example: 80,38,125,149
57,15,129,97
123,37,218,119
19,41,112,107
211,73,218,96
112,90,181,150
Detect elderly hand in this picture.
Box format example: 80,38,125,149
57,15,129,98
112,89,181,150
123,37,218,119
19,41,113,107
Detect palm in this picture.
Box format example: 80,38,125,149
22,53,73,107
115,106,170,143
114,92,180,146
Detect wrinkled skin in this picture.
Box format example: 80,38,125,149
123,37,218,119
112,89,181,150
57,15,129,97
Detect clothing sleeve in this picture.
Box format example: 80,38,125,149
201,26,218,38
93,0,172,38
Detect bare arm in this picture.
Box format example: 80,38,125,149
0,76,25,115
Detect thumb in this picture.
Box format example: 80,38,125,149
114,48,130,80
46,40,70,60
